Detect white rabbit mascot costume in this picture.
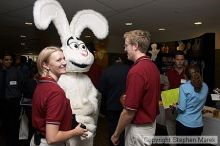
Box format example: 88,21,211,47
33,0,108,146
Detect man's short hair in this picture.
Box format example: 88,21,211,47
1,51,13,59
124,30,151,53
173,50,185,58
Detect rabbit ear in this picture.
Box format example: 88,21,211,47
33,0,71,45
70,9,108,39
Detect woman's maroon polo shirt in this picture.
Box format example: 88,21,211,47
32,77,72,136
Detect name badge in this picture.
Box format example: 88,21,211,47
181,79,186,84
10,81,17,85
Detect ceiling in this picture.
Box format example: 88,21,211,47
0,0,220,55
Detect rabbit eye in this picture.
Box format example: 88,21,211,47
78,43,86,50
67,36,79,49
68,42,78,49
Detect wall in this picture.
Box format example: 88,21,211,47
215,31,220,49
106,32,220,88
107,31,220,52
107,35,124,53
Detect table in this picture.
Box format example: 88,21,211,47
156,105,220,146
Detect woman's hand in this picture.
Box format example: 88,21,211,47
169,103,177,114
74,123,88,138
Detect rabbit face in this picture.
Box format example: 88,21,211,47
62,36,94,73
33,0,108,72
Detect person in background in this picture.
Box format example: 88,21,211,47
22,63,39,103
111,30,160,146
86,42,103,89
0,51,24,146
0,59,2,68
86,61,102,89
31,46,87,146
99,53,130,146
15,55,30,81
165,50,186,140
20,63,39,146
166,50,186,89
19,56,30,80
28,58,35,69
174,65,208,146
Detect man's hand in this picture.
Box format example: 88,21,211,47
111,134,120,146
111,109,136,145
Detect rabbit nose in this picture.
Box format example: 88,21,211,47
81,50,88,57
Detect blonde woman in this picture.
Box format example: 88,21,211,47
31,46,87,146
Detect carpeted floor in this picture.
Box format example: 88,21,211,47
1,116,215,146
0,116,170,146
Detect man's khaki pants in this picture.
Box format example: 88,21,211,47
125,121,156,146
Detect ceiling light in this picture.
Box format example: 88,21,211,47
158,28,166,31
20,35,26,38
125,22,133,26
21,43,26,46
25,22,32,25
194,21,202,25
